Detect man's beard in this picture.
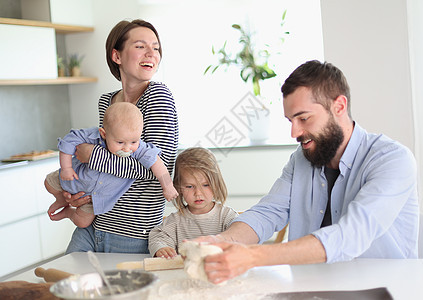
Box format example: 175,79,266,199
298,117,344,167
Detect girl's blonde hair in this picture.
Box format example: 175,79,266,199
173,147,227,213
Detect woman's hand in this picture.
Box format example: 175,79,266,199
155,247,178,258
75,143,94,163
62,191,92,208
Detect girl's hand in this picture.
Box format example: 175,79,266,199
155,247,178,258
62,191,92,208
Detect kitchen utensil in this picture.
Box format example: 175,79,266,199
115,261,144,270
87,251,116,295
49,270,158,299
0,281,57,300
144,255,184,271
115,255,184,271
34,267,73,283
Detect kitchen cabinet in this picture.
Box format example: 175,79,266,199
0,17,97,86
0,158,75,278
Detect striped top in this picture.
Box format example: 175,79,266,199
148,203,239,256
90,81,179,239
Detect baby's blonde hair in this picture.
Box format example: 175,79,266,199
103,102,143,133
173,147,227,213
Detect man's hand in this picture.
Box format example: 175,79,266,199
62,191,91,208
155,247,178,258
203,242,257,284
75,143,94,163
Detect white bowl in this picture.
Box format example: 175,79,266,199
50,269,158,299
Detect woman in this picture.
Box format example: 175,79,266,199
64,19,179,254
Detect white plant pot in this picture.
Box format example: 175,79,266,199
248,108,270,142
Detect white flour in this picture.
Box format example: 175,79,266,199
150,277,268,300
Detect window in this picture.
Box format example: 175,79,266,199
140,0,324,148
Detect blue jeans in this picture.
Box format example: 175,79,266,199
65,225,149,254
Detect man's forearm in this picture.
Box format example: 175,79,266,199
220,221,260,244
252,234,327,266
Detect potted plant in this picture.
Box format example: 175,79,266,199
57,55,65,77
204,11,289,142
204,10,289,101
68,53,85,77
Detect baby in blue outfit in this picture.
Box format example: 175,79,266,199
44,102,178,227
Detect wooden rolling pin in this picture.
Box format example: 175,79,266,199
116,255,184,271
34,267,73,283
144,255,184,271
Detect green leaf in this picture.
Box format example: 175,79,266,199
282,9,287,21
232,24,241,30
204,65,212,75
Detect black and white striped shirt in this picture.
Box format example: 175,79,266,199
90,81,179,239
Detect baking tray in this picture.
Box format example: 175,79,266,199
1,150,59,162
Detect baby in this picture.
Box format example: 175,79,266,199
45,102,178,227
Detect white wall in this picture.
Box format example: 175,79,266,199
407,0,423,209
65,0,141,129
320,0,414,151
320,0,422,211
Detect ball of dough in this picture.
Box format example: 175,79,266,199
179,241,222,282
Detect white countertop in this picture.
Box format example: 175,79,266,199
4,252,423,299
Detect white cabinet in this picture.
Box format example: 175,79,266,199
0,218,42,277
0,24,57,80
0,0,96,86
21,0,93,26
0,159,76,277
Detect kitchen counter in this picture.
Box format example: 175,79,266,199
0,160,29,170
4,252,423,299
0,155,59,171
0,155,75,278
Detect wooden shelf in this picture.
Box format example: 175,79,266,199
0,17,94,34
0,77,98,86
0,17,96,85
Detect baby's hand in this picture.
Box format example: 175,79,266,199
163,186,179,202
155,247,178,259
60,167,79,181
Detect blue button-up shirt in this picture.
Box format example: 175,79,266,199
58,127,161,215
235,123,419,263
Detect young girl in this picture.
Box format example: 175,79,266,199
148,147,238,258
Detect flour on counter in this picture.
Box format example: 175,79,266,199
154,278,264,300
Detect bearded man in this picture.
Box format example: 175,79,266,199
196,60,419,284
